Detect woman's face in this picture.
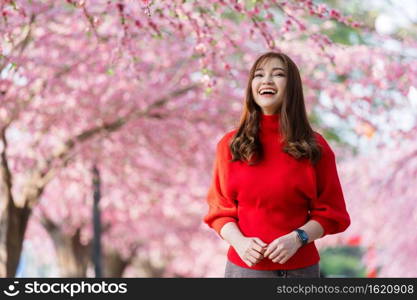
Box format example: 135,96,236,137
251,57,287,115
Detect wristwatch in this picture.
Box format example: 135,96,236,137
295,229,309,246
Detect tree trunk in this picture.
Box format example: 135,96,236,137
102,250,166,278
102,250,130,278
1,126,33,277
0,85,196,277
0,201,31,277
135,257,166,278
42,217,90,277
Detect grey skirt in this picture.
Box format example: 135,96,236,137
225,260,320,278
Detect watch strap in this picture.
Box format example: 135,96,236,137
295,229,308,245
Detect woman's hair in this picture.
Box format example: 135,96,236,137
230,51,322,165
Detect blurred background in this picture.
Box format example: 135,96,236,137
0,0,416,278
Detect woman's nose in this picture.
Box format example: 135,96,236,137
262,74,274,83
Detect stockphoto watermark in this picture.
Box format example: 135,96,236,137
2,280,128,297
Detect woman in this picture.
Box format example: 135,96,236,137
203,52,350,278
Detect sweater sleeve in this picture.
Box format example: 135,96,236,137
203,134,238,238
309,133,351,237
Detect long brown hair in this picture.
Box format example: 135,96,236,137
230,52,322,165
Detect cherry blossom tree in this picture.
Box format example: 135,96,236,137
316,133,417,278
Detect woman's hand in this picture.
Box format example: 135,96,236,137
264,232,302,264
233,237,268,267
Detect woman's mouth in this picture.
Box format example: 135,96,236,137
259,88,277,97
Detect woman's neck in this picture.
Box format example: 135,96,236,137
260,112,280,134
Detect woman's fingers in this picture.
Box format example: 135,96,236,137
277,255,290,264
264,244,275,257
245,254,262,267
249,249,263,260
269,245,287,260
244,245,265,266
252,237,267,248
269,249,281,260
252,238,268,256
272,251,287,263
245,237,299,267
246,255,258,265
243,259,253,267
251,242,266,255
244,235,298,265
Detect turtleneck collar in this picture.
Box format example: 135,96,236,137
260,113,280,133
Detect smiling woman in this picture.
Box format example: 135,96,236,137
203,51,351,278
252,58,287,115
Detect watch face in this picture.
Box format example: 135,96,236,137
297,229,308,244
300,231,308,242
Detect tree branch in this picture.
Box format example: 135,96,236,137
23,83,199,209
0,13,36,73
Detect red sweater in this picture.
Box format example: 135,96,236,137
204,113,350,270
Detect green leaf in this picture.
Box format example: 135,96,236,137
322,128,343,144
308,110,322,127
221,10,245,24
151,33,163,39
252,15,266,22
106,68,114,75
197,6,210,14
204,87,213,95
245,0,263,10
201,68,214,76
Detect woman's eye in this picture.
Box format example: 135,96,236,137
254,73,285,77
